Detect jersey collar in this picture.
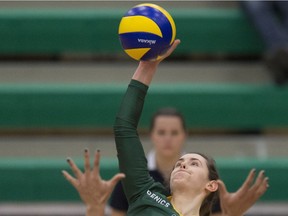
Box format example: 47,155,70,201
167,196,184,216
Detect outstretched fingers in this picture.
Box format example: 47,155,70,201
257,176,269,195
237,169,256,196
161,39,181,60
250,170,265,192
67,157,83,179
62,170,78,188
253,171,269,197
84,148,91,175
93,149,101,177
166,39,181,56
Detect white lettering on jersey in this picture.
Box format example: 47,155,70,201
146,190,171,208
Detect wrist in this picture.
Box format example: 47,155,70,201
86,204,105,216
132,61,158,85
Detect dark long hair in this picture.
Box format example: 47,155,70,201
193,152,220,216
149,107,186,131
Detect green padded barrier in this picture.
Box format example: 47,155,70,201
172,9,264,54
216,158,288,202
0,157,118,201
0,84,288,130
0,9,123,54
0,8,264,55
0,158,287,201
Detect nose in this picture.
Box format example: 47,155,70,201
180,162,186,169
163,134,172,142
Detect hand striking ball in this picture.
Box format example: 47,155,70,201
118,3,176,61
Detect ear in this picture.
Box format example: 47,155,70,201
205,180,218,192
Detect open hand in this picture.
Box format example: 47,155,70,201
62,149,125,216
217,169,269,216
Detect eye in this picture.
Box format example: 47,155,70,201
157,129,165,136
175,162,181,167
191,161,199,166
171,130,179,136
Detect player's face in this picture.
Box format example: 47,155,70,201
150,116,186,158
170,153,210,192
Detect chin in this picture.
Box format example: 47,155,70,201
171,178,189,191
171,178,183,187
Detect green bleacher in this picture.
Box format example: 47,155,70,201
1,84,288,130
1,157,287,202
0,8,264,56
0,7,275,131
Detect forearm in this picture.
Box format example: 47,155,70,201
132,61,159,86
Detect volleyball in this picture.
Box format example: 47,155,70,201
118,3,176,61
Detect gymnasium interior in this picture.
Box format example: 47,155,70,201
0,1,287,216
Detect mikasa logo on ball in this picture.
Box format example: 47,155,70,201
137,38,156,45
118,3,176,61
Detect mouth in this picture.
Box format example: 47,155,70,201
162,144,174,150
175,169,191,175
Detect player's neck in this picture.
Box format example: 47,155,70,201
171,190,203,216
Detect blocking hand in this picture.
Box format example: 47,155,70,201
62,149,125,216
217,169,269,216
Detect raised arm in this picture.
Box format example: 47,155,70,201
113,40,180,203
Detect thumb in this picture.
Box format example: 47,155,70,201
109,173,126,187
157,39,181,62
217,180,228,197
168,39,181,54
163,39,181,57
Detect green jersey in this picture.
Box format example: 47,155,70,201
114,80,182,216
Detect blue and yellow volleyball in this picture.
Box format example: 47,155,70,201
118,3,176,61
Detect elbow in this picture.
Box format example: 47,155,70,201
113,117,122,135
113,117,138,138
